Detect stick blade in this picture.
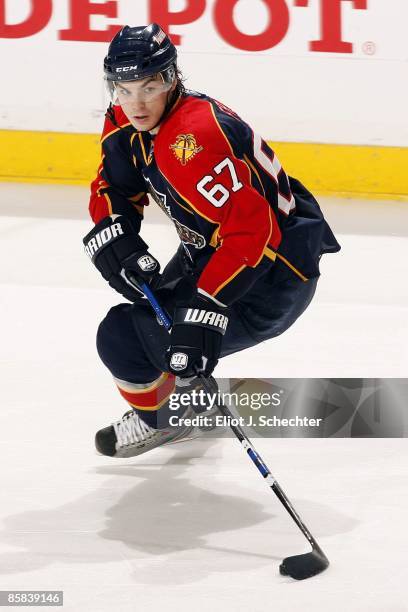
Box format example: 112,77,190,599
279,549,329,580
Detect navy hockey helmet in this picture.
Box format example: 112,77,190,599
104,24,177,82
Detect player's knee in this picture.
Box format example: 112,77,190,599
97,303,163,383
96,304,135,371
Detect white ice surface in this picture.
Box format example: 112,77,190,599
0,184,407,611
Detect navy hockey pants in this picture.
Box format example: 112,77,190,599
96,275,318,385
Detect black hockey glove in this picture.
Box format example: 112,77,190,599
83,214,160,301
167,294,229,378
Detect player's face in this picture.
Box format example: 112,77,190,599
113,75,176,131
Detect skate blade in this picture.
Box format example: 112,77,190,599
165,431,203,445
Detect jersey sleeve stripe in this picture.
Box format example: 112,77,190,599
276,252,309,282
138,133,149,165
243,154,266,197
209,224,222,248
253,206,274,267
209,103,235,156
101,123,131,144
264,246,277,262
253,133,296,215
209,103,251,185
103,192,113,215
98,156,105,174
212,264,246,297
96,179,109,196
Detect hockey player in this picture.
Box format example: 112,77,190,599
84,23,340,458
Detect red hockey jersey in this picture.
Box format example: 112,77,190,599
89,91,339,305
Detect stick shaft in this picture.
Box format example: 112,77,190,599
140,282,325,554
197,373,324,553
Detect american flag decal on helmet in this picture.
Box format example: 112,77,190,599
153,29,166,45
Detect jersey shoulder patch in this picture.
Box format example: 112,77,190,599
157,96,234,164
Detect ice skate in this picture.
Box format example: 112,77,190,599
95,375,225,458
95,407,204,458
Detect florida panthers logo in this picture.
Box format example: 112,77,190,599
146,178,206,250
147,180,171,218
170,134,203,166
173,219,205,249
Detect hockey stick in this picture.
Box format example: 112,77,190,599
130,275,330,580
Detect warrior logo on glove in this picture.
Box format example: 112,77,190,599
184,309,228,333
169,352,189,371
137,255,158,272
167,295,229,377
84,219,124,260
83,214,161,302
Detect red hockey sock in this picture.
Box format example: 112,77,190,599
113,372,176,428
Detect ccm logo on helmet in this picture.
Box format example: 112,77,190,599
184,309,228,332
85,222,124,259
116,66,139,72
